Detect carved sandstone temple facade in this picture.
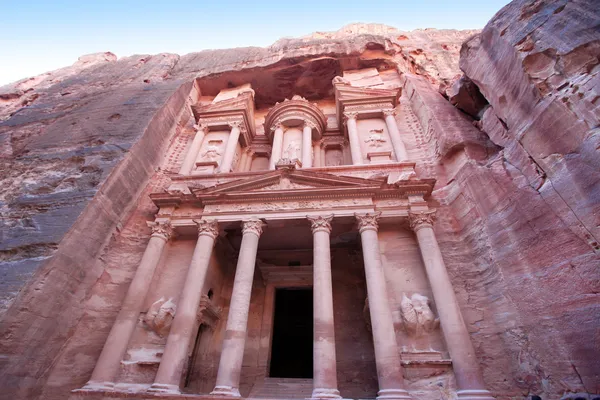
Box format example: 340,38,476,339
73,70,494,400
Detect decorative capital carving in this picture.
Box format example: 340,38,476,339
242,218,265,237
148,220,173,241
307,214,333,234
228,120,242,130
355,212,382,233
303,120,317,130
382,109,397,117
194,219,219,239
193,123,210,133
408,210,436,232
343,111,358,122
270,120,284,132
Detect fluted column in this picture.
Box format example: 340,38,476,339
382,109,407,162
409,211,494,400
269,123,284,170
211,219,265,397
302,121,314,168
343,112,362,165
355,213,411,400
180,124,208,175
219,121,242,173
149,220,219,394
82,221,173,390
308,215,341,399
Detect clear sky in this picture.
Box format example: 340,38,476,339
0,0,509,86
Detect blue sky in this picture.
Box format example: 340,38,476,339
0,0,509,86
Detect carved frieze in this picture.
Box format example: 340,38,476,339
205,198,372,214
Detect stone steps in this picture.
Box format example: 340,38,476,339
249,378,313,399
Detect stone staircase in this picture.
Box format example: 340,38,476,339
248,378,313,399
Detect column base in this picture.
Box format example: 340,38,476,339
457,389,495,399
210,385,242,397
376,388,412,400
79,381,115,391
147,383,181,394
310,388,342,399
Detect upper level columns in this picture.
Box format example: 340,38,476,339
211,219,265,397
82,221,173,390
383,110,408,162
308,215,341,399
302,121,314,168
220,121,242,173
180,124,208,175
355,213,411,400
269,123,284,170
409,211,494,400
344,112,362,165
149,220,219,394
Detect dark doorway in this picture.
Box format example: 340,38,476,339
269,287,313,378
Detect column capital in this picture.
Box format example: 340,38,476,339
355,212,382,233
228,120,242,129
382,109,397,117
408,210,436,232
270,120,284,132
148,220,174,241
307,214,333,234
193,123,210,133
194,219,219,239
241,218,265,237
303,119,317,130
343,111,358,122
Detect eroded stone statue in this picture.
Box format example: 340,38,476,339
400,293,439,337
144,297,177,337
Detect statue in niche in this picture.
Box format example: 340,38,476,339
144,297,177,337
365,130,387,148
400,293,439,337
283,140,300,160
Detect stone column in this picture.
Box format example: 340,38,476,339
238,149,248,173
355,213,411,400
302,121,314,168
307,215,341,399
220,121,242,173
382,109,408,162
269,123,284,170
180,124,208,175
243,149,254,172
82,221,172,390
344,112,362,165
313,141,321,168
211,219,265,397
149,220,219,394
409,211,494,400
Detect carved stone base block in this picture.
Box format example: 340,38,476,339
79,381,115,391
376,388,413,400
456,389,495,399
146,383,181,394
210,385,242,397
310,387,342,399
367,151,392,164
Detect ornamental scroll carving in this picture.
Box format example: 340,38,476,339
242,219,265,237
194,219,219,239
408,210,436,232
355,212,382,233
307,215,333,234
148,220,173,240
400,293,439,337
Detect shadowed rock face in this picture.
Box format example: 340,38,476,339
0,7,598,400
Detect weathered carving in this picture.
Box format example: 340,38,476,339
228,120,242,129
365,133,386,148
194,219,219,239
307,214,333,234
148,220,173,240
304,120,317,130
343,111,358,122
332,75,351,85
144,297,177,337
242,219,266,237
201,145,222,161
408,210,437,232
193,123,210,133
283,140,300,159
355,212,381,233
400,293,439,337
382,109,397,117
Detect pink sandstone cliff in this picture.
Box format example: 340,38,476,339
0,0,598,399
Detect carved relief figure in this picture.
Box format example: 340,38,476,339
364,131,386,148
400,293,439,337
283,140,300,160
144,297,177,337
202,143,222,161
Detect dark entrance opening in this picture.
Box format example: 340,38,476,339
269,287,313,378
